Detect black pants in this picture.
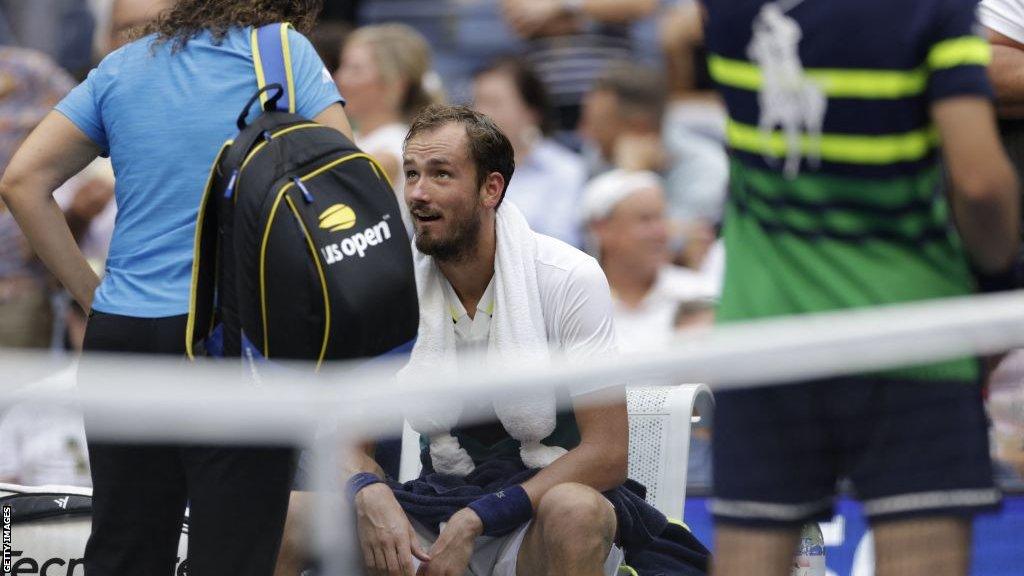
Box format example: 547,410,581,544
81,312,296,576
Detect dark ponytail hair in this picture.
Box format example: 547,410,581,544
141,0,323,51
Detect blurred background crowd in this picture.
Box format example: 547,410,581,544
0,0,1020,496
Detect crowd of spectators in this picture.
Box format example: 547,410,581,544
0,0,1021,496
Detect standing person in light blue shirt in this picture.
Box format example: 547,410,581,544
56,17,345,319
0,1,353,574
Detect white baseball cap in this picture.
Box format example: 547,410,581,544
580,169,663,223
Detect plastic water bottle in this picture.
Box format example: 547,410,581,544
792,522,826,576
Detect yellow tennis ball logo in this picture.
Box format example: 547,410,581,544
319,204,357,232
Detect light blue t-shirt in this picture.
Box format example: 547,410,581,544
56,27,343,317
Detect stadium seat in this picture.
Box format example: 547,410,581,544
398,383,716,521
626,384,714,520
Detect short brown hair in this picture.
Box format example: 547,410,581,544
594,62,667,125
405,104,516,207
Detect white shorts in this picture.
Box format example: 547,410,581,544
410,518,624,576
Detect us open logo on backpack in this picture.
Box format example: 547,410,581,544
319,204,358,232
318,204,393,265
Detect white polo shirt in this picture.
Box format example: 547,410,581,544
440,234,618,397
443,276,496,365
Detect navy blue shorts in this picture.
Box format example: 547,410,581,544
711,376,1001,527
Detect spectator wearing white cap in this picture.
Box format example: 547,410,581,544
582,169,720,353
579,62,727,270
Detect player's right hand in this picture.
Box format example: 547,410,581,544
355,483,431,576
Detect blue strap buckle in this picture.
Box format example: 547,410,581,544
223,169,239,199
293,176,314,203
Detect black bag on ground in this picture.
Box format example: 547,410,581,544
186,82,418,367
1,483,191,574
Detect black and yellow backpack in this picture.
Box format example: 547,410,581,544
185,23,418,369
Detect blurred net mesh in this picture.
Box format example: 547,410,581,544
2,293,1024,574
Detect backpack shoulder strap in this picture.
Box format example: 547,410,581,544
251,22,296,113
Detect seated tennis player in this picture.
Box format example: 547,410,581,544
276,104,711,576
342,104,629,576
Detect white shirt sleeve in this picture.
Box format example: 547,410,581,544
980,0,1024,44
547,256,620,397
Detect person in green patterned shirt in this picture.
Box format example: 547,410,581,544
702,1,1020,575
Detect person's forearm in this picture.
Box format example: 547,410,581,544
342,442,386,479
575,0,657,23
989,45,1024,109
0,182,98,309
519,440,627,507
952,173,1021,273
661,2,704,94
934,96,1022,274
949,145,1021,273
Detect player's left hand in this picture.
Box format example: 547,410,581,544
416,508,482,576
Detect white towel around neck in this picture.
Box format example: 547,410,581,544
400,202,566,476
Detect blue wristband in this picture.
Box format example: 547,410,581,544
466,485,534,536
346,472,382,503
